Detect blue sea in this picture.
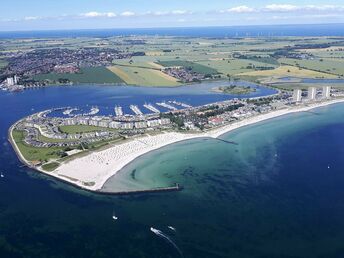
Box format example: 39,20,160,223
0,23,344,38
2,84,344,257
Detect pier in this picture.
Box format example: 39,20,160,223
130,105,143,115
87,106,99,115
63,108,78,116
143,103,160,113
156,102,178,111
98,183,182,196
114,106,123,117
169,100,192,109
82,106,99,116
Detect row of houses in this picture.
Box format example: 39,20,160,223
63,117,171,129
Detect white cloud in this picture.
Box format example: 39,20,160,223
24,16,40,21
147,10,192,16
264,4,299,12
304,5,344,11
171,10,189,15
81,12,116,18
224,6,256,13
264,4,344,13
120,11,136,17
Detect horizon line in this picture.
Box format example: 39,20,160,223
0,22,344,34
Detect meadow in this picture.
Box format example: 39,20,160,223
157,60,219,75
108,61,180,87
33,67,124,84
12,130,64,162
279,58,344,77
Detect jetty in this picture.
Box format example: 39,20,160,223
82,106,99,116
88,106,99,115
215,138,239,145
130,105,143,115
99,183,182,196
63,108,78,116
114,106,123,117
156,102,178,111
143,103,160,113
169,100,192,109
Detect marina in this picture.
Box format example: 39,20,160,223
168,100,192,109
156,102,178,111
83,106,99,116
129,105,143,115
143,103,160,113
114,106,124,117
62,107,78,116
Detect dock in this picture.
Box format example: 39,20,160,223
169,100,192,109
114,106,123,117
156,102,178,111
130,105,143,115
63,108,78,116
143,103,160,113
88,106,99,115
82,106,99,116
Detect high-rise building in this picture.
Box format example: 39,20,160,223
6,77,14,86
308,87,317,100
14,75,19,84
293,89,302,102
323,86,331,99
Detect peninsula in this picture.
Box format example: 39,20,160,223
9,86,344,193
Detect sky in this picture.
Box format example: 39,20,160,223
1,0,344,31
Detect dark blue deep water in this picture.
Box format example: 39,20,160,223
2,84,344,257
1,23,344,39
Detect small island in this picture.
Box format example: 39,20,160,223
212,85,257,95
212,85,256,95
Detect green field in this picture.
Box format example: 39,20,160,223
33,66,124,84
158,60,219,75
279,58,344,77
12,130,64,162
108,63,181,87
197,59,278,77
59,125,113,134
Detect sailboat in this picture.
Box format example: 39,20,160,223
112,210,118,220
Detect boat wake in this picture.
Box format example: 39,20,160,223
150,227,183,257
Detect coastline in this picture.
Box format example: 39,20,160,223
9,97,344,193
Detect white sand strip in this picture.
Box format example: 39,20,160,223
11,98,344,191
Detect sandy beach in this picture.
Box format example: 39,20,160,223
10,98,344,192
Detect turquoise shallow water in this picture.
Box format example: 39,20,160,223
2,84,344,257
100,103,344,257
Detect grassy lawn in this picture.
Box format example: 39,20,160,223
33,66,124,84
197,59,278,77
157,60,219,75
108,64,181,87
279,58,344,77
58,125,111,134
12,130,64,162
41,162,60,172
239,65,337,79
